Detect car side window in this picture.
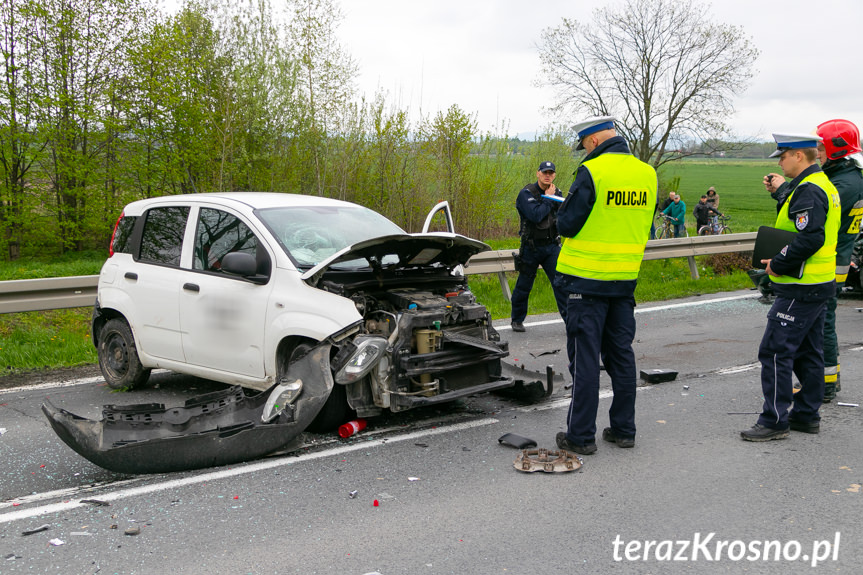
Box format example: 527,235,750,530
193,208,262,273
112,216,137,254
138,206,190,266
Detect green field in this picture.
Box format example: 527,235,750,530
658,159,779,234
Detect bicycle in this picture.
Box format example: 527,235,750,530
698,214,731,236
655,213,687,239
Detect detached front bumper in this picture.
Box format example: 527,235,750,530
42,345,334,474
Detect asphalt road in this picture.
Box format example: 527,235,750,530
1,289,862,574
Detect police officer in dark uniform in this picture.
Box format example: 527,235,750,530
510,161,567,332
742,133,839,441
553,116,657,455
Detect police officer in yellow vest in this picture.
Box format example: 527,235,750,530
554,116,657,455
742,133,839,441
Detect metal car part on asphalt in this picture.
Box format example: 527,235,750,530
514,448,583,473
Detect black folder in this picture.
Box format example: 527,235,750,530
751,226,804,279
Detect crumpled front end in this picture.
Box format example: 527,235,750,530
42,344,334,474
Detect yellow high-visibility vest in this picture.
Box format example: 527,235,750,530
772,171,839,285
557,153,657,281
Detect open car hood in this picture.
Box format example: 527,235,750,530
301,233,489,285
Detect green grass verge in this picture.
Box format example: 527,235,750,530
0,308,97,373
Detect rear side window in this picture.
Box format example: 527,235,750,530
112,216,137,254
193,208,265,273
138,206,190,266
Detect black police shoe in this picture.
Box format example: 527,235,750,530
602,427,635,448
511,321,526,332
740,424,789,442
788,418,820,434
556,431,597,455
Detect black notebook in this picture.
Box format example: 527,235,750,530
751,226,804,279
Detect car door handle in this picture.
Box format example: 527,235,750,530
183,283,200,293
124,272,138,280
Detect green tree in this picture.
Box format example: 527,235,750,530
536,0,758,167
418,105,477,235
31,0,148,251
0,0,45,259
285,0,358,196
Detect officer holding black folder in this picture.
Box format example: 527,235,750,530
741,133,840,442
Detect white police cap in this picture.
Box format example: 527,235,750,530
768,133,821,158
574,115,617,150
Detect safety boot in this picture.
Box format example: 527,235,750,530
824,364,838,402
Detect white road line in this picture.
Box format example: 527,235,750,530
0,369,170,395
0,417,499,525
514,385,654,412
497,293,758,330
0,479,142,510
716,363,760,375
0,376,105,394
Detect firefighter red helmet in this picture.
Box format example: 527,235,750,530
816,119,862,160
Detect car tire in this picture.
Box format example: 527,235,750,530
97,318,151,390
306,383,354,433
285,342,355,432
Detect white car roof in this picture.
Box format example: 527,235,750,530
120,192,364,215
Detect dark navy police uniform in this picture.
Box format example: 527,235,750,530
757,164,838,430
511,182,567,323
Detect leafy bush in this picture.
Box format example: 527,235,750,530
704,251,753,275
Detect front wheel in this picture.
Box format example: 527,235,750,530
97,318,151,389
285,341,355,432
720,226,732,234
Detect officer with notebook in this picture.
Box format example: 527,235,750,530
741,133,840,441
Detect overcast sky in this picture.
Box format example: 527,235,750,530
337,0,863,142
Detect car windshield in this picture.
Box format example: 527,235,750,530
256,205,405,268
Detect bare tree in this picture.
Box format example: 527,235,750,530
536,0,758,167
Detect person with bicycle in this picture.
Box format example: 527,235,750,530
693,195,722,234
661,193,687,237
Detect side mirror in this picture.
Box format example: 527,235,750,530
221,252,268,284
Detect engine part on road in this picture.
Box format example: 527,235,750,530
514,448,583,473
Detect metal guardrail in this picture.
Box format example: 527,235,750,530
463,232,757,302
0,232,757,313
0,275,98,314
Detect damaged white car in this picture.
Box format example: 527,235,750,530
43,193,539,474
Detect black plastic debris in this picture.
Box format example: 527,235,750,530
41,345,333,474
80,499,110,507
21,524,50,536
498,433,537,449
496,365,557,401
639,369,678,383
529,349,560,358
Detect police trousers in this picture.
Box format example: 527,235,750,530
510,242,567,323
564,294,638,444
757,295,827,429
